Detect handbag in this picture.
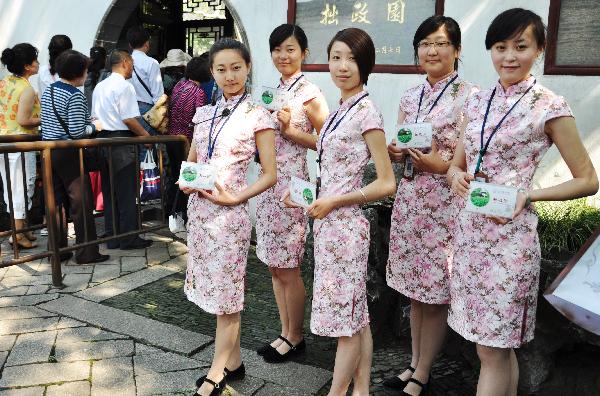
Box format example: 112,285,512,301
139,149,161,201
50,86,101,172
142,93,169,134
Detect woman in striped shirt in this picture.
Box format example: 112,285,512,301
40,50,109,264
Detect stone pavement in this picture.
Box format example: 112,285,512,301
0,232,333,396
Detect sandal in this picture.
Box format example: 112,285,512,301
262,336,305,363
383,365,415,389
9,234,37,249
401,377,429,396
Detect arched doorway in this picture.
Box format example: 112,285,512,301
95,0,246,60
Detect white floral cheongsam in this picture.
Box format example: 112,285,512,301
448,76,573,347
311,90,384,337
387,72,478,304
185,93,277,315
256,72,326,268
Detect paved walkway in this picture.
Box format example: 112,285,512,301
0,232,332,396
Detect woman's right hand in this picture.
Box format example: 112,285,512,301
93,119,102,132
450,171,473,198
387,139,405,162
280,188,302,209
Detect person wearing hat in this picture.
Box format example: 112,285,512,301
160,49,192,95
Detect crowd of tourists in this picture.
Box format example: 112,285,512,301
0,7,598,396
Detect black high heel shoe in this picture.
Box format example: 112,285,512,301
192,376,226,396
262,336,305,363
382,365,415,389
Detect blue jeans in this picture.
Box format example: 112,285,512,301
137,102,158,162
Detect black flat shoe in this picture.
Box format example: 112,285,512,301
224,363,245,381
383,365,415,389
120,238,153,250
77,254,110,264
401,377,429,396
257,335,285,356
192,375,226,396
262,336,305,363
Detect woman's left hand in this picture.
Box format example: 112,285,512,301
198,182,240,206
487,189,529,224
407,141,446,174
277,106,293,137
306,196,337,219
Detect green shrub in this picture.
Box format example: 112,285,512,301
536,198,600,257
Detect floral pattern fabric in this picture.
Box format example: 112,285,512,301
387,73,478,304
256,72,324,268
448,76,573,347
184,93,276,315
0,75,40,135
311,90,383,337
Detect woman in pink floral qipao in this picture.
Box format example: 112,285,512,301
285,28,395,396
384,17,478,396
181,39,277,396
447,9,597,396
255,24,329,363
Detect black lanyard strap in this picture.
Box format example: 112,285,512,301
317,92,369,170
207,92,247,159
415,74,458,123
474,79,536,174
279,74,304,92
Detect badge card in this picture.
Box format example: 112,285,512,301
289,176,317,208
259,86,291,111
465,181,518,219
394,122,433,149
178,162,216,191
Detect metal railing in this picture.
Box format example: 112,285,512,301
0,135,188,287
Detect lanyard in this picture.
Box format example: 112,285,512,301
207,92,247,159
474,80,536,174
279,74,304,91
317,92,369,174
415,74,458,123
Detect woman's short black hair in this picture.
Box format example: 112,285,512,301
1,43,38,76
186,56,211,83
126,26,151,49
48,34,73,75
269,24,308,53
327,28,375,85
485,8,546,50
209,38,251,68
413,15,461,70
55,50,89,80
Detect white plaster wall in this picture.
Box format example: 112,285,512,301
0,0,598,203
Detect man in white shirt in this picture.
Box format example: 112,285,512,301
92,49,153,250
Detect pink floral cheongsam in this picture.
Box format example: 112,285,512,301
184,93,276,315
387,72,478,304
256,72,326,268
448,76,573,347
311,90,383,337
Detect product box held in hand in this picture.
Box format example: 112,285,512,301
465,181,518,219
289,176,316,208
394,122,433,149
178,161,215,191
259,86,292,111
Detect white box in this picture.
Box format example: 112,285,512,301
394,122,433,149
258,86,292,111
178,161,215,191
465,181,518,219
289,176,316,208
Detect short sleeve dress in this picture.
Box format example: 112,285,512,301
448,76,573,348
256,72,325,268
386,72,478,304
184,93,277,315
311,90,384,337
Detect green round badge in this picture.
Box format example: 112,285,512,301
182,166,197,182
397,128,412,143
470,188,490,207
261,90,274,105
302,188,314,205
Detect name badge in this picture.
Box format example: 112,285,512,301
465,181,517,219
395,122,433,149
178,161,216,191
259,86,291,111
289,176,316,208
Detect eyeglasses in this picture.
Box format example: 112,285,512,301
418,41,452,49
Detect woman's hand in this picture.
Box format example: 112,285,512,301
277,106,293,138
387,139,405,162
93,119,103,132
198,182,241,206
450,171,473,198
483,188,530,225
407,141,446,174
307,196,338,219
280,188,303,209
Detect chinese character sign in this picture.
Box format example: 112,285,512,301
294,0,437,65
